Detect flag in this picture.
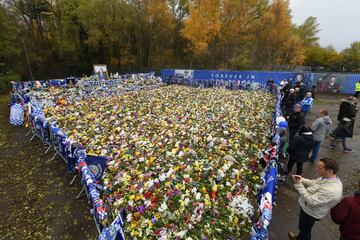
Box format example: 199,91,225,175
85,155,108,182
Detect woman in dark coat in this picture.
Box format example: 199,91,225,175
330,117,353,152
286,126,315,175
337,96,357,138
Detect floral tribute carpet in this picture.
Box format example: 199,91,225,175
44,85,275,239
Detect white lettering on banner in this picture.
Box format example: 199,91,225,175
215,74,219,78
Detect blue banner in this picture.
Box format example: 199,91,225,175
257,163,277,204
86,155,108,181
161,69,302,85
161,69,360,94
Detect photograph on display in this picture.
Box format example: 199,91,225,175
93,64,109,80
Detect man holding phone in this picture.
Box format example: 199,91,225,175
288,158,343,240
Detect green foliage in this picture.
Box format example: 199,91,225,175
0,71,20,94
341,41,360,72
295,16,320,47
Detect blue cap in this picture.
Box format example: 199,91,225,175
278,121,288,128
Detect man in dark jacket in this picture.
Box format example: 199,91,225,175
299,82,308,101
331,181,360,240
286,126,315,175
284,88,297,116
337,96,357,138
287,104,305,141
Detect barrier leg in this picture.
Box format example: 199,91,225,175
75,186,86,199
30,134,36,141
48,152,57,161
94,215,101,233
69,175,77,185
45,145,51,154
25,129,32,137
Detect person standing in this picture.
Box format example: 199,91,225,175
337,96,357,139
287,104,305,141
286,126,315,176
288,158,343,240
300,92,314,119
329,117,353,152
309,109,332,162
331,181,360,240
299,82,308,102
284,88,297,116
355,80,360,98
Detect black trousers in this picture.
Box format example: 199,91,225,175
287,157,303,175
289,128,299,144
298,208,320,240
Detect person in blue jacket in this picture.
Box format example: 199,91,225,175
301,91,314,119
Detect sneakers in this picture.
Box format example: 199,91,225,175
288,231,298,240
343,148,353,153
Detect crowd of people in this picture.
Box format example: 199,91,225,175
270,78,359,240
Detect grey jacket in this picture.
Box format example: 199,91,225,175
311,116,332,141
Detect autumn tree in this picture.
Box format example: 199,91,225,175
252,0,304,69
304,45,340,70
181,0,221,67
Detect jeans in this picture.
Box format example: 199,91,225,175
302,110,309,119
298,208,320,240
310,140,321,161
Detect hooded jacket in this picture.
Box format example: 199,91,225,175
311,116,332,141
287,132,314,162
331,190,360,240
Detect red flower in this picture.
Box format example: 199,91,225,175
144,192,152,199
151,196,158,203
211,191,217,199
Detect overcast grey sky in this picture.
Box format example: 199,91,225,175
289,0,360,52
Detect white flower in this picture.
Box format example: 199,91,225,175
126,213,132,222
176,230,187,238
195,192,201,200
159,174,166,182
159,202,168,212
